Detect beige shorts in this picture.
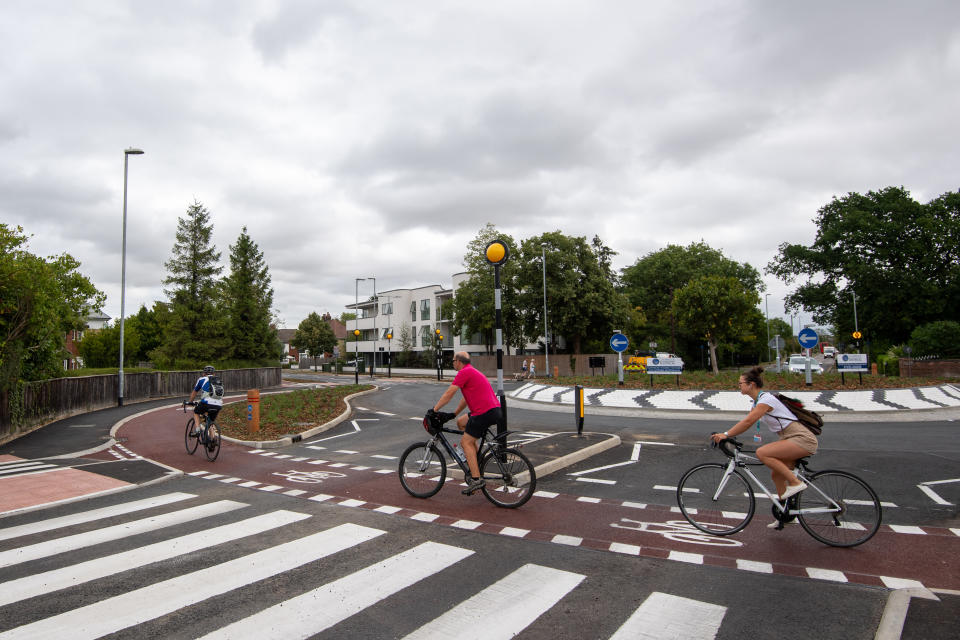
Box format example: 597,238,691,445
777,421,819,455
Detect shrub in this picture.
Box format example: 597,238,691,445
909,321,960,358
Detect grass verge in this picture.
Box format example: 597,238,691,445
217,385,373,441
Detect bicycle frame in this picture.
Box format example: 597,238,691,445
426,424,519,479
719,449,843,519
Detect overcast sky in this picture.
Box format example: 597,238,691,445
2,1,958,332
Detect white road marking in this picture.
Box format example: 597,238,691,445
0,500,246,569
0,510,310,607
610,592,726,640
201,542,473,640
0,492,195,543
737,559,773,573
807,568,847,582
402,564,585,640
1,524,385,640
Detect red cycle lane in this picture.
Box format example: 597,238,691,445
121,404,959,592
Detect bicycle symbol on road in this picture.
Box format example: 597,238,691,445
610,518,743,547
272,470,348,484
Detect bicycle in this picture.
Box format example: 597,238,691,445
398,410,537,508
676,435,882,547
182,401,222,462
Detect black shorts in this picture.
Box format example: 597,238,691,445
194,403,221,421
465,407,502,439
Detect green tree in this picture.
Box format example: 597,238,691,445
673,275,760,374
515,232,630,353
155,201,224,367
126,303,166,365
396,321,414,366
292,312,337,370
451,224,523,354
621,241,762,360
767,186,960,346
0,224,103,387
909,320,960,358
223,227,280,363
76,322,140,368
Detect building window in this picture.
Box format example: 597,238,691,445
420,299,430,321
382,302,393,315
420,325,432,347
410,301,417,322
381,327,393,340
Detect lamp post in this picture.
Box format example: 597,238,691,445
369,277,376,379
386,332,392,377
541,242,549,378
485,239,510,440
764,293,771,363
354,277,365,384
118,147,143,407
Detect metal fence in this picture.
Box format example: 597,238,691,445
1,368,281,442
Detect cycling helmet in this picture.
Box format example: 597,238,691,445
202,365,215,375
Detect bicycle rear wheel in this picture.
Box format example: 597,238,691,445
184,418,199,455
677,463,755,535
399,442,446,498
797,470,881,547
204,423,221,462
479,447,536,508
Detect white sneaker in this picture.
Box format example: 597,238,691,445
780,482,808,500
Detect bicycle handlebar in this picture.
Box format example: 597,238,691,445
710,432,742,458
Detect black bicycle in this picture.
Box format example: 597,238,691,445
398,410,537,508
183,401,222,462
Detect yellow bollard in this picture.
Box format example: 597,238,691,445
247,389,260,434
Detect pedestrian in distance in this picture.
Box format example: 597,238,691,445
521,358,528,377
433,351,503,495
710,366,818,528
528,359,536,378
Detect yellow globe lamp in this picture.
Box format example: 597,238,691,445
484,239,510,265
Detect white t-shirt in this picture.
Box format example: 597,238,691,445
755,392,798,433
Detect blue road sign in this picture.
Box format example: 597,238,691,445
610,333,629,353
797,327,819,350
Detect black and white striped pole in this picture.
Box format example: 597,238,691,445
485,239,510,438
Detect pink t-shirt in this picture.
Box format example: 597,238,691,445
453,364,500,414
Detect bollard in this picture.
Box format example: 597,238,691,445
553,365,559,378
247,389,260,434
574,385,584,436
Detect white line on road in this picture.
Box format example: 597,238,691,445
0,500,246,569
0,524,386,640
610,592,726,640
0,510,310,607
576,478,617,485
568,460,636,476
0,492,195,543
402,564,584,640
200,542,473,640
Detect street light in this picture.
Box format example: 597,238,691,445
354,278,366,384
369,277,376,379
541,242,549,378
435,328,442,380
386,332,392,377
118,147,143,407
764,293,771,363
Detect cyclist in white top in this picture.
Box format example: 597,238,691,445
710,366,817,506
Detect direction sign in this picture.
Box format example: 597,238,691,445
767,336,786,350
610,333,629,353
797,327,819,350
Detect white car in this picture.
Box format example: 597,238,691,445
788,356,823,374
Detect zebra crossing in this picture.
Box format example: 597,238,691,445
0,487,749,639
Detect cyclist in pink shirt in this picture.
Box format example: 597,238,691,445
433,351,502,494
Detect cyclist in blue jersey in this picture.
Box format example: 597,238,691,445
188,365,224,446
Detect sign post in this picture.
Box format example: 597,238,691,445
797,327,819,387
485,239,510,439
610,331,628,387
837,353,868,385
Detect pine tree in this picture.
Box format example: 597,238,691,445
223,226,280,363
156,201,223,366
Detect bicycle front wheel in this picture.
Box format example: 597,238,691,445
399,442,446,498
184,418,199,455
480,447,536,508
204,423,221,462
677,463,755,535
798,470,882,547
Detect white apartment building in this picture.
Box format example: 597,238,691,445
345,272,542,368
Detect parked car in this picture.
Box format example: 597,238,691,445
788,356,823,374
823,346,836,358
